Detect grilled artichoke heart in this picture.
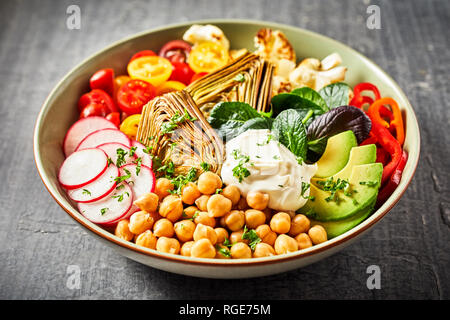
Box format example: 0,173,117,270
185,50,274,118
136,90,224,176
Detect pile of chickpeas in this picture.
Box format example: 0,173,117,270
114,171,328,259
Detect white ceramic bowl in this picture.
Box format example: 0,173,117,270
34,19,420,279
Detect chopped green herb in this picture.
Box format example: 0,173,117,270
112,192,130,202
115,148,128,167
278,184,284,188
241,225,261,250
114,168,131,184
215,244,231,258
134,157,142,176
273,155,280,160
316,177,350,203
300,182,315,201
233,73,245,82
222,238,232,248
231,149,252,183
82,189,91,196
142,145,153,154
160,109,197,135
116,184,125,190
107,157,113,166
200,162,210,172
129,146,137,157
215,188,223,194
256,134,273,146
255,155,261,158
169,168,198,195
100,208,109,215
157,161,175,178
359,181,378,187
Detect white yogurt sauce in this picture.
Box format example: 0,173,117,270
221,129,317,212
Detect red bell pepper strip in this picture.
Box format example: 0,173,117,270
368,119,403,185
376,150,408,207
368,97,405,146
376,147,390,167
350,82,381,108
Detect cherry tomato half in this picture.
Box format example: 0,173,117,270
116,79,156,115
190,72,208,83
113,75,131,103
169,62,195,85
120,114,142,140
130,50,157,62
155,80,186,96
159,40,192,64
105,112,121,128
127,56,172,87
79,103,109,119
78,89,117,114
188,42,228,73
89,69,115,96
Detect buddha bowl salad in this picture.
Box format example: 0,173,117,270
59,25,408,259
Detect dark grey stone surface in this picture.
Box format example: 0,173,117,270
0,0,448,299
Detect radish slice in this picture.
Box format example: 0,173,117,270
97,142,136,166
76,128,130,151
78,182,134,225
131,140,153,169
59,148,108,190
63,117,117,157
67,164,119,203
119,164,155,200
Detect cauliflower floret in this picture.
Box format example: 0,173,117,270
254,28,296,68
183,24,230,50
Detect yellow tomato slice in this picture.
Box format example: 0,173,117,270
188,42,229,73
127,56,172,87
155,80,186,96
120,114,142,140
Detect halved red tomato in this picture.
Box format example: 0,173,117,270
169,62,195,85
130,50,157,62
105,112,121,128
159,40,192,64
116,79,156,114
79,103,109,119
89,69,115,96
78,89,117,113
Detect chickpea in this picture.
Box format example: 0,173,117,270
229,229,249,244
255,224,277,246
222,185,241,205
246,191,269,210
244,209,266,229
308,225,328,244
180,241,194,257
207,194,232,218
181,182,201,205
182,206,198,219
154,178,174,199
193,223,217,245
174,220,196,242
197,171,222,195
274,234,298,254
270,212,291,234
253,243,276,258
128,211,155,235
114,219,134,241
235,196,249,210
156,237,180,254
230,242,252,259
195,195,210,211
133,192,159,213
153,218,174,238
295,233,313,250
214,227,229,244
223,210,245,231
135,230,157,249
215,244,231,259
190,238,216,258
288,214,311,237
159,195,183,222
194,211,216,228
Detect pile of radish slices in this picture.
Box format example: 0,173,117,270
59,116,155,226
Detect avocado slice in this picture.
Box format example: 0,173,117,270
314,131,357,178
312,144,377,185
299,163,383,221
310,198,376,238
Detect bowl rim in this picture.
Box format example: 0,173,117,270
34,18,420,267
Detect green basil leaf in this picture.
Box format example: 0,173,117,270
318,82,351,109
291,87,329,113
272,109,308,159
208,102,261,140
